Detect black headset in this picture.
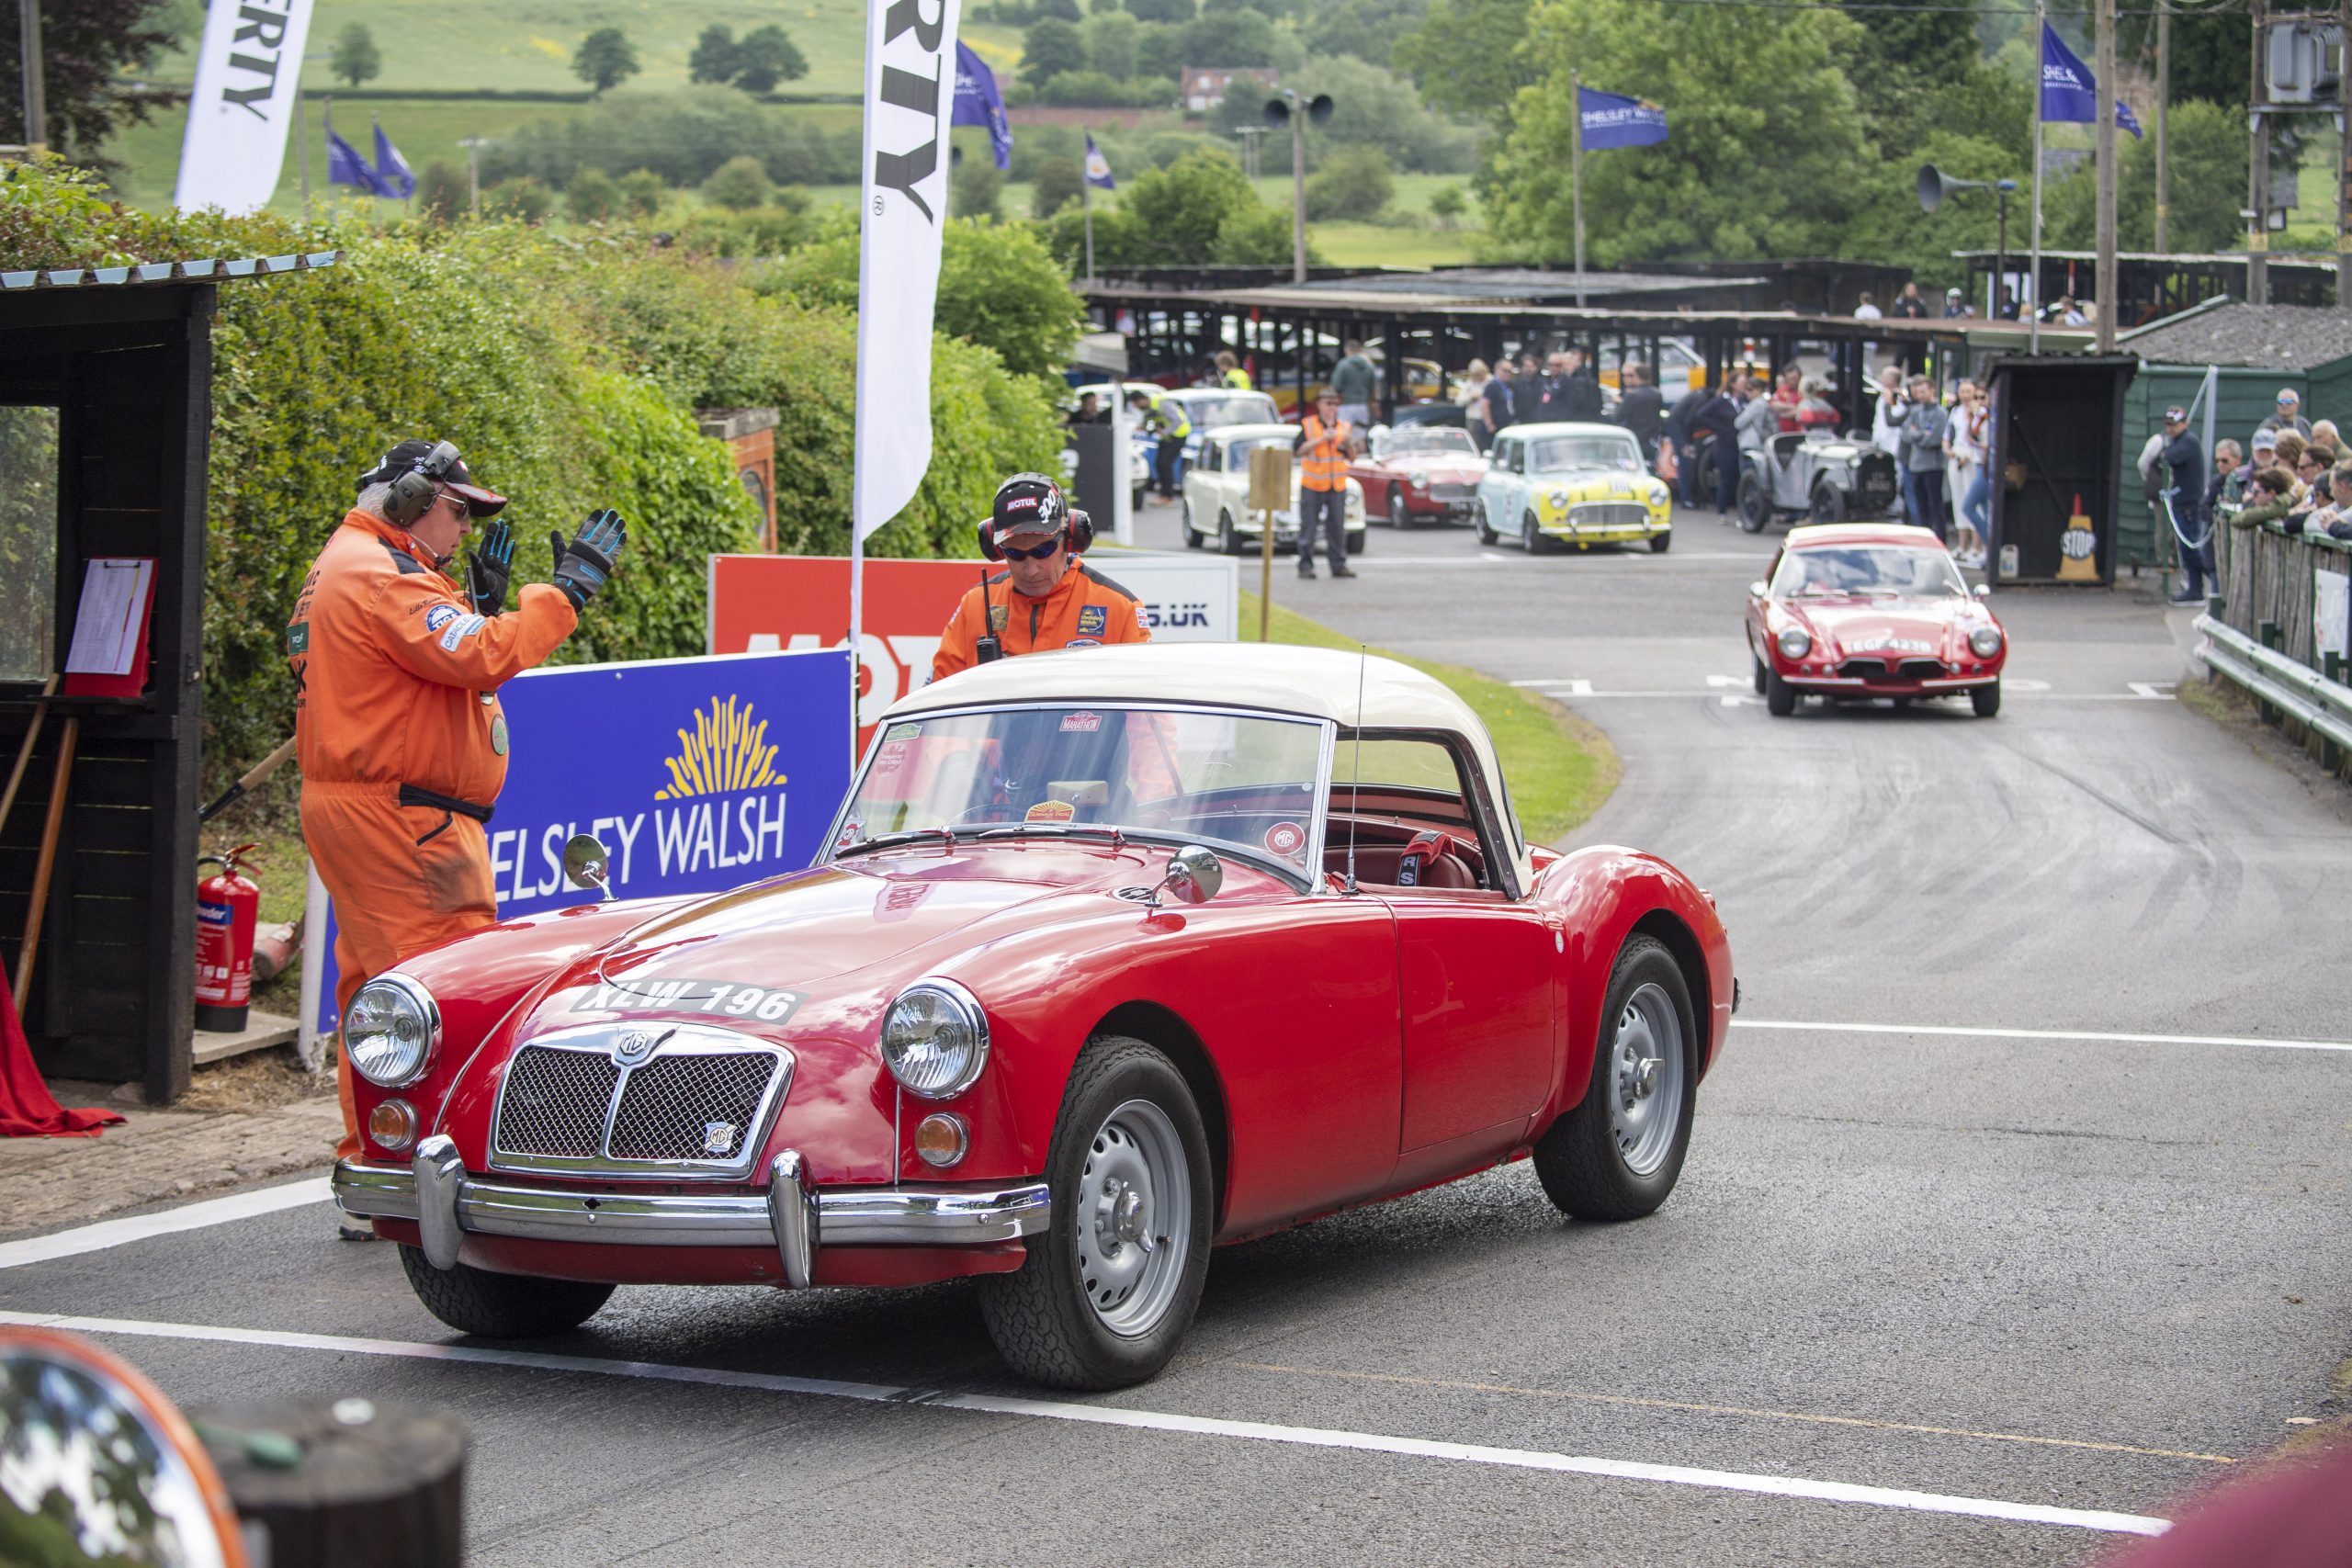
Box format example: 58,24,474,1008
976,475,1094,560
379,441,462,529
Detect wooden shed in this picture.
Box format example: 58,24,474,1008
0,253,336,1103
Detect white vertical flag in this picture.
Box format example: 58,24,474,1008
174,0,316,214
854,0,964,544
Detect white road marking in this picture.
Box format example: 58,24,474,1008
2126,682,2178,699
1734,1020,2352,1055
1510,677,1593,694
0,1311,2170,1538
1704,674,1749,688
1720,695,1762,707
0,1178,333,1271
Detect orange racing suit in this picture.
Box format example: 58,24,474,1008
288,510,578,1155
932,559,1150,681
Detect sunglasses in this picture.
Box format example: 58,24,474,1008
998,535,1064,560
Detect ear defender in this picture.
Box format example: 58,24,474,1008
977,520,1005,561
384,470,435,527
1066,509,1094,554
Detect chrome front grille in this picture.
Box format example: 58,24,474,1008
498,1048,620,1157
490,1023,793,1180
1838,657,1888,679
1571,502,1648,528
608,1053,777,1162
1896,658,1945,680
1430,483,1477,502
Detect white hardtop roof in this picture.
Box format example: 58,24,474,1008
1506,422,1638,441
1204,423,1298,444
1166,386,1275,402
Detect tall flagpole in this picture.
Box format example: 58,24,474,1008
2094,0,2117,354
1571,70,1588,309
1083,132,1096,286
2030,3,2045,354
850,3,876,761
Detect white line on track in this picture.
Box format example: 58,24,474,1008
0,1178,333,1270
1734,1020,2352,1054
0,1310,2169,1538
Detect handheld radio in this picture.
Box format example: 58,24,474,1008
974,563,1003,664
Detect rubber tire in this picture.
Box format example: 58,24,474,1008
1522,511,1549,555
1349,524,1367,557
397,1245,615,1337
1182,498,1203,549
1810,482,1847,523
1764,664,1796,716
1387,489,1410,529
1218,511,1241,557
1476,503,1498,546
1736,472,1771,534
1752,652,1768,694
978,1037,1214,1391
1972,679,2002,717
1648,531,1671,554
1532,935,1699,1222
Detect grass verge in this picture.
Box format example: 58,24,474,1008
1238,591,1618,841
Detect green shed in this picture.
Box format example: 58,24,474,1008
2113,303,2352,569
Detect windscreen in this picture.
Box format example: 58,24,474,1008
1773,547,1966,598
1182,394,1280,428
1380,427,1479,460
841,706,1328,872
1528,435,1642,473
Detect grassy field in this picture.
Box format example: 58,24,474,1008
1238,592,1617,841
137,0,1021,101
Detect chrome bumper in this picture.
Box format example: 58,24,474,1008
336,1138,1051,1286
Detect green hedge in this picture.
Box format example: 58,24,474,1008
2,160,1072,791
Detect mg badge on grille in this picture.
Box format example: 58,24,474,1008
614,1029,663,1066
703,1122,737,1155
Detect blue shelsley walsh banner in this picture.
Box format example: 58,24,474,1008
1577,86,1668,151
312,648,853,1036
2040,23,2143,138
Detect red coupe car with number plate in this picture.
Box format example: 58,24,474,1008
1351,424,1491,527
1746,524,2009,717
333,644,1735,1390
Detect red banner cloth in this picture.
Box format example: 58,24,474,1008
0,968,124,1137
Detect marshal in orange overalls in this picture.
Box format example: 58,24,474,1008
288,511,578,1155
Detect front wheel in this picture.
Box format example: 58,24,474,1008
1182,498,1203,549
397,1245,615,1337
1972,680,2002,717
1736,471,1771,533
1752,652,1768,694
1476,502,1498,546
1387,489,1410,529
1522,511,1549,554
1532,935,1698,1222
1218,511,1241,556
1648,530,1671,554
1809,482,1848,523
1764,664,1796,716
978,1037,1213,1390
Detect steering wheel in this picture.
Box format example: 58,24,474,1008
1398,829,1485,885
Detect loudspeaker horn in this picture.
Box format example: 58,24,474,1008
1264,96,1291,126
1306,93,1334,124
1917,164,1990,214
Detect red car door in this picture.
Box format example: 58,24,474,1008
1387,890,1557,1153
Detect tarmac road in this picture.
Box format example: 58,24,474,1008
5,501,2348,1566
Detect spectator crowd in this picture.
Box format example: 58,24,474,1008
2145,386,2352,607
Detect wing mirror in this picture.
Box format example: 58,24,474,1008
1127,845,1223,909
1973,582,1992,599
562,833,615,901
1749,580,1769,598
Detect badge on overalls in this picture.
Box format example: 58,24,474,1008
491,714,509,756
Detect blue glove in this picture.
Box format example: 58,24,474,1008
466,516,514,616
549,509,626,612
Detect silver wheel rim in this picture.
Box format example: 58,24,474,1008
1390,492,1406,525
1072,1098,1192,1338
1609,982,1685,1177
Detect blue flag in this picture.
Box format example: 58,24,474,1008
373,119,416,199
1083,131,1115,190
950,41,1013,172
2041,23,2143,138
1577,86,1668,152
326,117,393,197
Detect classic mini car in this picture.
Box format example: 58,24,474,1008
1746,524,2008,716
332,644,1735,1391
1181,423,1368,556
1351,424,1491,528
1734,430,1900,532
1476,422,1673,553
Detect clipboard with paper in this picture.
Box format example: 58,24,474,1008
62,558,156,699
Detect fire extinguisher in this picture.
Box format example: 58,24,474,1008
196,845,260,1033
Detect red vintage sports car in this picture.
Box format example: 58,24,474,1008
333,644,1736,1389
1746,524,2009,717
1350,423,1491,528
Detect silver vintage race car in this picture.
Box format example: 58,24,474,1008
1735,431,1899,533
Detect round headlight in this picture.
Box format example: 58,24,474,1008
1649,482,1669,504
880,980,989,1100
1548,490,1569,507
1409,473,1429,490
1970,625,2004,659
1777,626,1813,660
345,974,440,1089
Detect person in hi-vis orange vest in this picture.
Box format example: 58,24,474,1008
287,439,626,1188
1295,389,1355,580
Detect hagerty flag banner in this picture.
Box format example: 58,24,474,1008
854,0,966,544
174,0,316,213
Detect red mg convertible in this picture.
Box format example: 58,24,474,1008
1746,524,2008,717
334,644,1735,1389
1350,424,1491,528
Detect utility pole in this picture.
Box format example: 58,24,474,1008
2155,0,2171,253
1288,96,1306,283
2096,0,2118,351
459,136,488,216
2250,0,2271,303
15,0,44,153
1570,69,1588,309
2031,1,2047,352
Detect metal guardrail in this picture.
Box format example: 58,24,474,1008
2195,614,2352,760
